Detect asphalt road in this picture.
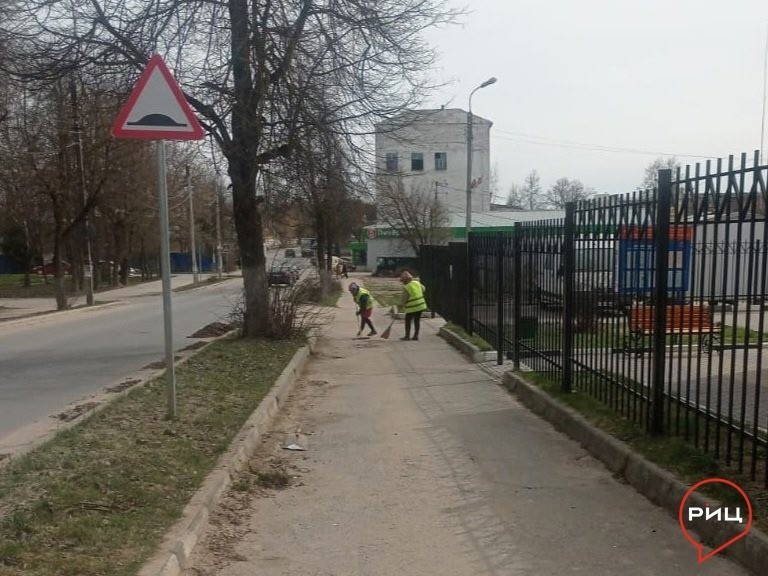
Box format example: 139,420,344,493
0,278,243,440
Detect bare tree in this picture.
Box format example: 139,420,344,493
488,162,501,205
520,170,545,210
641,156,681,190
0,70,195,301
376,177,450,255
268,120,344,271
2,0,460,337
544,177,591,208
505,183,524,209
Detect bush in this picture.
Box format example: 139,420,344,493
228,274,338,340
301,270,342,306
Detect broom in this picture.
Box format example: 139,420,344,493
380,316,396,339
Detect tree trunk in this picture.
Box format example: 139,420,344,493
315,212,327,272
229,160,270,337
227,0,271,338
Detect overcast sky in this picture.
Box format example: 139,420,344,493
424,0,768,201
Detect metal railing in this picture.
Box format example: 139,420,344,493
421,154,768,486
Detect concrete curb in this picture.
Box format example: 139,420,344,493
438,325,497,363
137,336,317,576
501,371,768,576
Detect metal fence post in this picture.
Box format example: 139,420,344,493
562,203,576,393
513,223,521,370
496,236,504,365
466,235,474,334
429,247,436,318
650,169,672,435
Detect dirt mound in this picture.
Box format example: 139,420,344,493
190,322,234,338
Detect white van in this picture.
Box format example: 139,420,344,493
537,239,625,311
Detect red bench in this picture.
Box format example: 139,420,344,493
624,304,722,354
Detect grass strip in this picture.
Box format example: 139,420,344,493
0,274,146,299
0,337,303,576
443,322,494,351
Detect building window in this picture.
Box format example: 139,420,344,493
411,152,424,171
385,152,398,172
434,152,447,171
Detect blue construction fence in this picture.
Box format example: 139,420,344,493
170,252,216,273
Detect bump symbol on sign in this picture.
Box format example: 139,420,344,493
128,114,187,127
112,54,204,141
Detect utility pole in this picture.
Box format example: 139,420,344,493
761,22,768,164
70,78,94,305
209,134,225,278
215,177,223,278
465,77,497,237
465,108,474,236
187,165,199,283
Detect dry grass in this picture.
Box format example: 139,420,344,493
0,337,303,576
361,276,403,309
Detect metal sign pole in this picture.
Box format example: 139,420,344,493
112,54,205,420
157,141,177,418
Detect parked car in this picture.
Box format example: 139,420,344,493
300,248,314,258
284,248,296,258
268,262,300,286
373,257,418,277
340,258,356,272
30,261,72,275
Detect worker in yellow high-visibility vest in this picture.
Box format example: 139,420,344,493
348,282,377,337
399,270,427,341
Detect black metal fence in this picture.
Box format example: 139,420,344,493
421,154,768,486
420,242,469,329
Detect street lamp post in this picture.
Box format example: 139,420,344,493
215,176,223,278
208,134,225,278
761,22,768,164
70,78,94,305
465,77,497,238
186,165,200,284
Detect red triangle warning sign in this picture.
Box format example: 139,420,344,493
112,55,204,141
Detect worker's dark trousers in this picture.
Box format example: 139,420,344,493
405,311,422,338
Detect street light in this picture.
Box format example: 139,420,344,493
70,78,94,305
465,76,497,238
208,134,225,278
186,165,200,284
214,174,224,278
760,22,768,164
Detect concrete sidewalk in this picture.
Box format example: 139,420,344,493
186,285,750,575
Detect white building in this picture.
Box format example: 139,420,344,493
374,107,493,214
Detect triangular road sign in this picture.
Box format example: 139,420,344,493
112,54,204,140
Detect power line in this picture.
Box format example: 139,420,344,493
492,128,714,159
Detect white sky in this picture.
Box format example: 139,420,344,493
424,0,768,200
